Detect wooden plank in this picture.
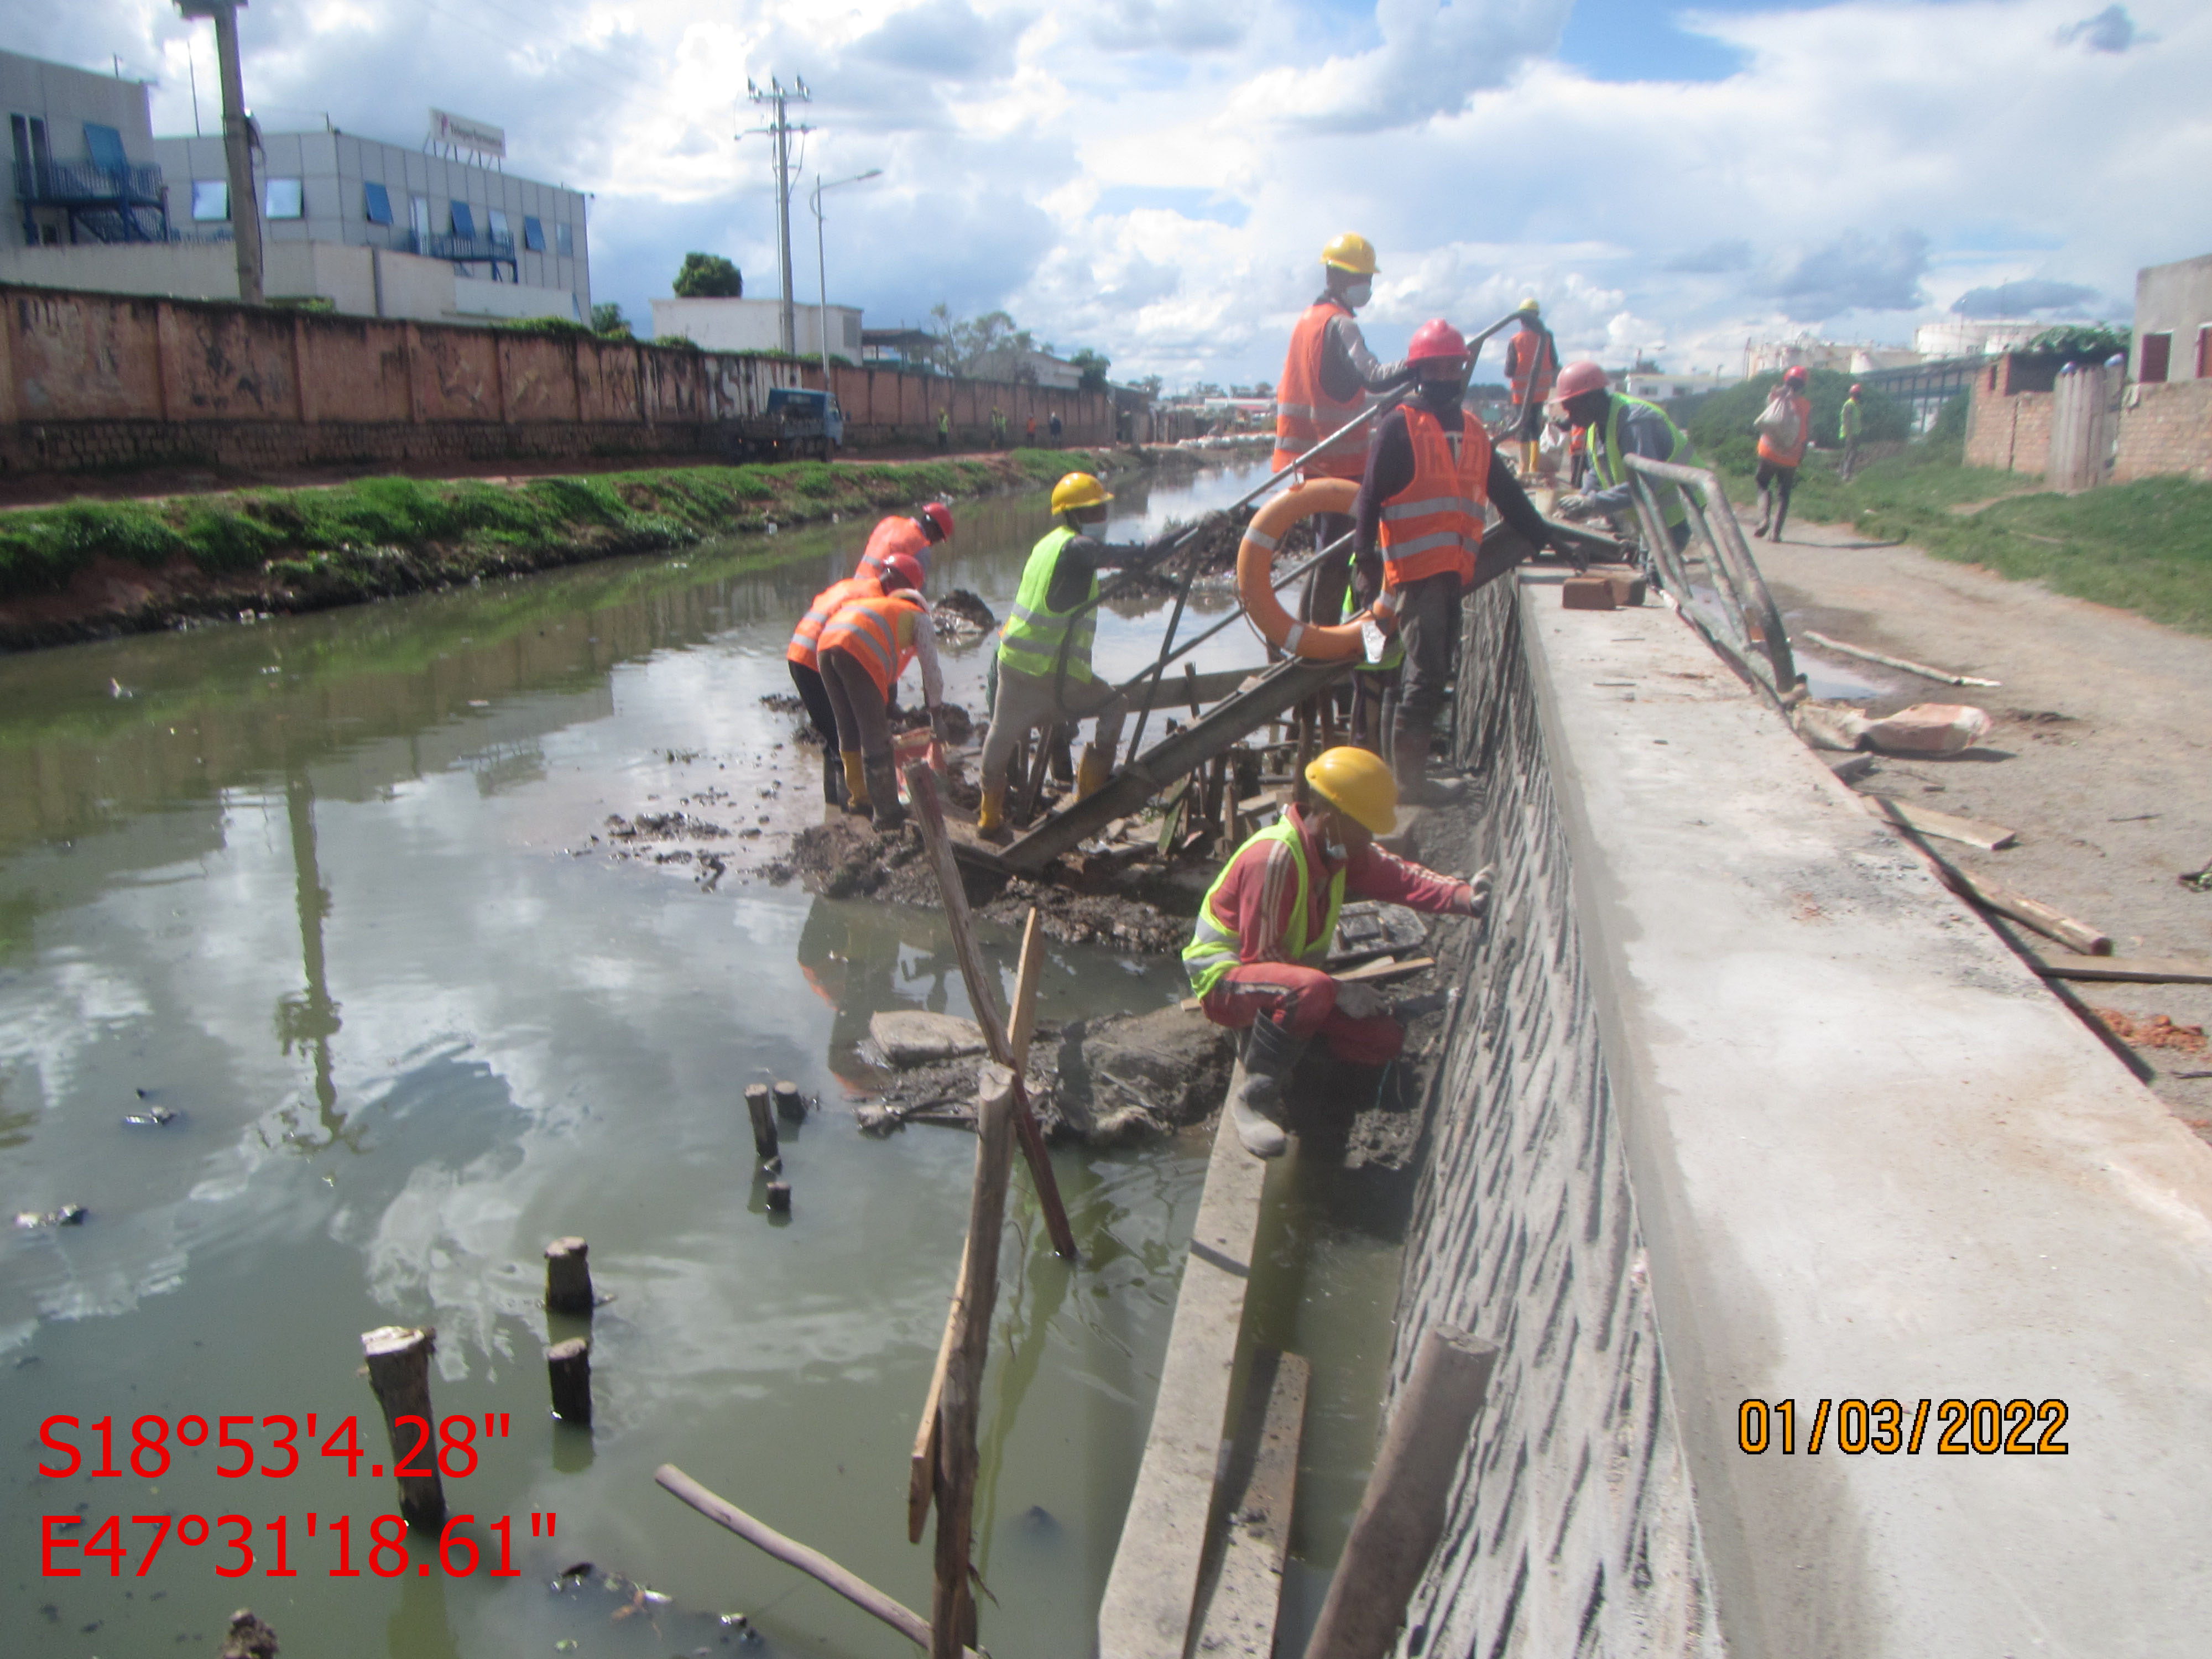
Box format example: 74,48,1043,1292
2031,955,2212,986
908,1238,968,1545
1187,1350,1310,1659
1862,794,2018,851
1799,629,2001,688
1177,957,1436,1014
1098,1093,1271,1659
1945,867,2112,956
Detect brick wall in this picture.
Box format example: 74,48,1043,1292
0,282,1115,477
2113,378,2212,483
1383,580,1719,1658
1963,357,2055,476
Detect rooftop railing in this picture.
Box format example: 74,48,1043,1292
13,158,166,208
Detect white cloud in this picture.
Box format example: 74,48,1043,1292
17,0,2211,384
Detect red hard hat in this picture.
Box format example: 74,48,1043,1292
1783,366,1809,384
1554,361,1608,399
919,502,954,540
1406,319,1469,363
880,550,926,593
1850,383,1864,396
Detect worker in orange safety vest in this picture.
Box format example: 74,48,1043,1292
855,502,953,583
1351,320,1557,806
789,550,922,806
1272,232,1415,632
1503,297,1558,474
817,577,948,831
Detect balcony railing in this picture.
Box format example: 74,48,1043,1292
404,229,517,264
14,158,166,209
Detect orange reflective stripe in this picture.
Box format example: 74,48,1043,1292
857,515,930,582
787,577,877,667
819,594,920,698
1379,408,1491,588
1272,302,1368,479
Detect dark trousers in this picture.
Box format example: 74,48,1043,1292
1755,460,1798,536
789,660,838,748
1298,512,1358,625
820,646,893,763
1395,570,1462,727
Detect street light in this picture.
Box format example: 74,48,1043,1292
812,168,883,384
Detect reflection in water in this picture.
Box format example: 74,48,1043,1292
0,457,1394,1657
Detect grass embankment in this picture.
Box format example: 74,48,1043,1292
1703,388,2212,637
0,447,1128,646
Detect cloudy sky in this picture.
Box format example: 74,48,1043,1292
28,1,2210,386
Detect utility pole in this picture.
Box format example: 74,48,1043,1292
813,169,882,384
744,76,812,356
176,1,262,305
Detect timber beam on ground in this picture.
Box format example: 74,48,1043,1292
993,656,1353,874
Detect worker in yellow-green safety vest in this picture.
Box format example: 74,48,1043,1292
977,472,1132,838
1185,746,1491,1157
1549,361,1697,553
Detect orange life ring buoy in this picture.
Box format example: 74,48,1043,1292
1235,478,1368,660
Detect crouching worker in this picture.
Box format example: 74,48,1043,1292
1183,746,1491,1158
788,551,924,805
976,471,1130,838
816,570,947,832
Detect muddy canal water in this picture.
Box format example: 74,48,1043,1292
1,458,1399,1657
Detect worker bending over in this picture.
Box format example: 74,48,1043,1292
1272,233,1412,630
1503,297,1558,474
1552,362,1699,552
816,572,947,832
977,472,1129,837
1351,319,1556,805
788,550,924,805
857,502,953,585
1185,747,1490,1158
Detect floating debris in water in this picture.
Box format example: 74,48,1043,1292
124,1105,178,1127
16,1205,87,1229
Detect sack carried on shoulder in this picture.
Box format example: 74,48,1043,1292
1755,393,1803,451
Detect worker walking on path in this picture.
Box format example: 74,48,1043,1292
937,407,951,450
1752,366,1813,540
1503,297,1558,474
1272,233,1414,629
1552,361,1699,553
817,575,948,831
1350,320,1556,806
1185,747,1491,1158
976,471,1131,839
788,552,920,805
1838,382,1864,482
856,502,953,585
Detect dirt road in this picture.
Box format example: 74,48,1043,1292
1754,519,2212,1136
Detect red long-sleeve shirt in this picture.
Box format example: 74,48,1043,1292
1209,805,1469,966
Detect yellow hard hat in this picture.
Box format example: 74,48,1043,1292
1322,233,1378,276
1515,295,1542,316
1051,472,1113,514
1305,745,1397,834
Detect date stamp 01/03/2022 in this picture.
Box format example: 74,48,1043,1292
36,1410,556,1580
1738,1397,2070,1457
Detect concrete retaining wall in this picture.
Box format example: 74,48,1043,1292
1384,573,2212,1656
0,281,1114,476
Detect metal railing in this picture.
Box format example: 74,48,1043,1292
13,158,165,207
404,229,518,264
1624,454,1801,702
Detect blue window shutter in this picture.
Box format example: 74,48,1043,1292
523,216,545,252
83,123,128,176
448,200,475,239
363,181,392,225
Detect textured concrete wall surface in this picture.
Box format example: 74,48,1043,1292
1387,572,2212,1657
0,281,1116,474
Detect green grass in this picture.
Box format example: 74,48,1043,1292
1720,406,2212,637
0,449,1125,603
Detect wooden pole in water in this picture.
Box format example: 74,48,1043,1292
772,1080,806,1122
905,764,1077,1260
361,1326,446,1529
547,1337,592,1425
656,1464,982,1658
932,1066,1015,1658
744,1083,780,1162
1301,1326,1499,1659
544,1237,593,1315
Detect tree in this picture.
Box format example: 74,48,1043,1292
673,252,743,298
1070,347,1111,393
591,302,633,338
2025,323,2129,364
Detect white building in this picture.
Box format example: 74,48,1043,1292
650,296,863,358
968,346,1083,389
1622,369,1739,402
1745,334,1925,377
2,49,587,325
1911,319,2044,361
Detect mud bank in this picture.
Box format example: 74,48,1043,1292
0,445,1197,652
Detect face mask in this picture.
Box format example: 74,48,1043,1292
1417,375,1464,410
1339,281,1371,309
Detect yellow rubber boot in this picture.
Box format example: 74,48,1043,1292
977,781,1009,842
841,752,870,811
1075,743,1110,801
